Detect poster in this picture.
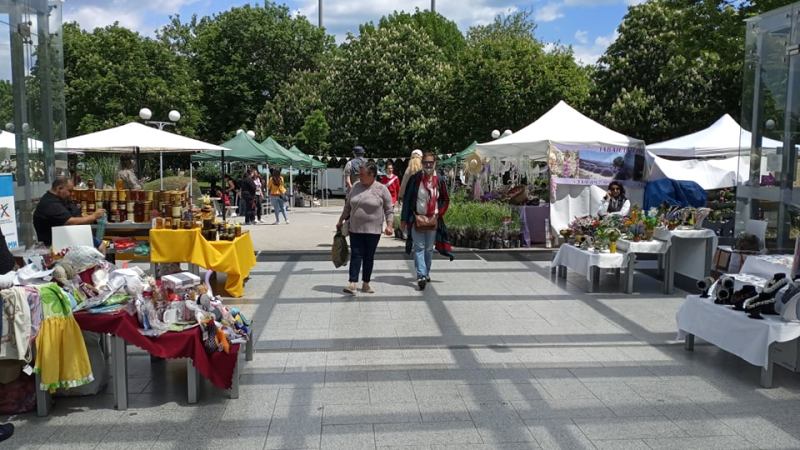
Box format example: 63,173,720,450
0,174,18,249
548,143,645,186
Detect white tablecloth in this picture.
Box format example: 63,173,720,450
617,238,670,254
552,244,626,280
676,295,800,367
656,227,718,280
740,254,793,279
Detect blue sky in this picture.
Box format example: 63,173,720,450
58,0,641,64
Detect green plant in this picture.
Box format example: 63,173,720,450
79,154,119,187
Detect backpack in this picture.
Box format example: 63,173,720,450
348,157,365,183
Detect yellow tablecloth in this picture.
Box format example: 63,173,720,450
149,229,256,298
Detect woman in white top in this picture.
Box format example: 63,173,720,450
597,180,630,217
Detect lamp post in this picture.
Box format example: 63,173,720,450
139,108,181,190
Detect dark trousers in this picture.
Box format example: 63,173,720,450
349,233,381,283
255,195,263,221
242,194,255,224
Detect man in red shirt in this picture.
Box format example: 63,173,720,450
381,162,400,207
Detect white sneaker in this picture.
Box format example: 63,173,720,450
284,220,290,224
271,221,279,225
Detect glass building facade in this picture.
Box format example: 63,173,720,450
1,0,67,247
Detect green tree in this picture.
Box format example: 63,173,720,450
361,9,465,62
591,0,744,142
446,12,591,148
295,109,330,154
255,70,327,145
324,23,453,157
62,22,202,137
175,3,334,143
0,81,11,128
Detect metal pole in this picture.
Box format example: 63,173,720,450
10,3,33,248
36,8,54,184
221,151,226,220
431,0,436,12
289,165,293,209
318,0,323,27
160,152,164,190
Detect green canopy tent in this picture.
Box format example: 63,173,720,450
287,144,328,206
261,137,311,205
440,141,477,168
191,132,290,218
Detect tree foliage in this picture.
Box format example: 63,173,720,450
296,109,331,154
446,13,591,149
0,81,11,128
62,22,202,137
590,0,746,142
169,3,333,143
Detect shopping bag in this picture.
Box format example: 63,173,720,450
332,231,350,268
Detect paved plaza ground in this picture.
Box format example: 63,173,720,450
6,207,800,449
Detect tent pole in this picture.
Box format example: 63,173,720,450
160,152,164,190
289,165,293,209
135,147,141,176
189,160,193,204
325,170,328,207
221,151,226,220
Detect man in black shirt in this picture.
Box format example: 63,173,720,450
33,177,105,246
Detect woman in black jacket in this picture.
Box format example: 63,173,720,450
240,169,257,225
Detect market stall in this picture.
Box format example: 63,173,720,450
54,122,228,191
149,228,256,298
474,101,646,234
0,245,251,416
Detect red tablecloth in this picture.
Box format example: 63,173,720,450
74,311,239,390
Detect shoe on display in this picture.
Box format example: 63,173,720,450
343,282,357,295
417,277,427,290
0,423,14,443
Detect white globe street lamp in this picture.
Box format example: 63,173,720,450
138,108,152,121
502,129,513,138
247,130,256,138
236,129,245,135
168,110,181,122
491,129,501,139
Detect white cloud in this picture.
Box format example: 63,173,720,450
296,0,518,41
534,3,564,23
569,29,619,65
62,0,203,35
574,29,588,45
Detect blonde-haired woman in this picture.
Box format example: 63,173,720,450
399,149,423,202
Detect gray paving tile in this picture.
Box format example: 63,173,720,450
277,386,371,406
323,402,422,425
373,421,483,447
466,401,537,444
572,416,687,440
643,435,757,450
418,399,471,423
591,439,651,450
265,405,324,449
321,424,375,450
524,418,596,450
511,397,612,420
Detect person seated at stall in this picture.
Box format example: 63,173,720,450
117,157,142,190
597,180,630,217
33,177,106,248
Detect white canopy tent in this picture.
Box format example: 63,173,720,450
647,114,783,158
474,100,645,234
55,122,228,190
1,130,81,154
646,151,749,190
475,100,645,160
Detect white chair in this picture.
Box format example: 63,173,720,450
51,225,93,253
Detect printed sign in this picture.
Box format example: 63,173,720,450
548,143,645,186
0,174,18,249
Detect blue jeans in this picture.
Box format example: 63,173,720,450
270,196,288,222
349,233,381,283
411,226,436,279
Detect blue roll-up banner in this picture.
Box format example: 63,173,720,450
0,174,18,249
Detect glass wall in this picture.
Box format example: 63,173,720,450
0,0,67,248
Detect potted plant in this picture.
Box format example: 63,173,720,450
606,228,621,253
643,208,659,240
